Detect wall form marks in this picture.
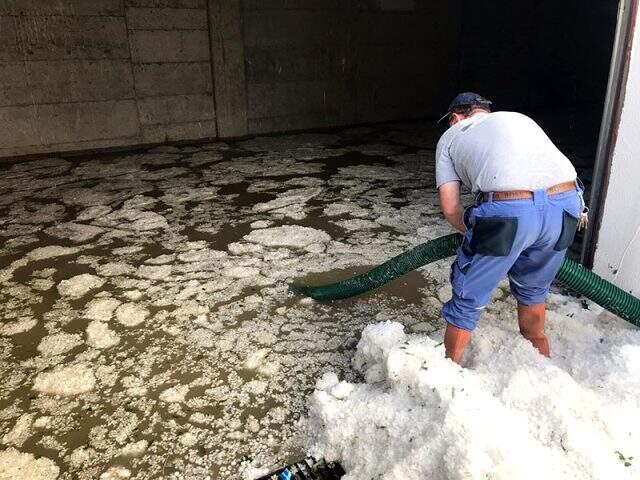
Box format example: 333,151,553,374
240,0,460,136
1,0,460,155
0,0,216,158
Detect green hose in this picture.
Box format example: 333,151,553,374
555,258,640,326
294,233,463,301
294,233,640,328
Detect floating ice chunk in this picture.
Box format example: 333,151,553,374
334,219,379,231
244,294,263,304
67,446,93,469
115,303,148,327
123,195,156,210
76,205,112,221
2,414,34,447
103,209,169,231
37,332,83,356
120,439,148,457
32,268,56,278
62,188,116,207
30,278,55,291
84,297,121,321
271,204,307,220
0,448,59,480
33,416,51,429
323,202,370,218
145,254,175,265
304,243,325,254
228,242,263,255
250,220,272,229
99,466,131,480
44,222,104,243
137,264,171,280
159,385,189,403
0,318,37,336
96,262,136,277
123,290,143,301
244,349,269,370
252,187,322,213
27,245,80,261
33,364,95,396
86,321,120,349
179,431,198,447
57,274,105,299
189,412,210,425
178,249,226,262
111,246,144,255
257,362,280,380
245,415,260,433
188,328,216,348
244,225,331,248
222,266,260,278
245,380,268,396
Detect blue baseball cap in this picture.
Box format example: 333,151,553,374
437,92,492,123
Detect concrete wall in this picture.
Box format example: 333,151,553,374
1,0,461,156
593,7,640,296
0,0,216,158
240,0,461,135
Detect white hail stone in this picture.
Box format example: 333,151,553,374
86,321,120,349
243,225,331,248
33,364,95,396
0,448,59,480
159,385,189,403
84,297,121,321
37,333,83,356
115,303,149,327
57,274,105,299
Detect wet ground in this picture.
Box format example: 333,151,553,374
0,123,471,479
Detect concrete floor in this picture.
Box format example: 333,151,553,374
0,122,468,479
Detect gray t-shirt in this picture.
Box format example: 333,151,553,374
435,111,577,192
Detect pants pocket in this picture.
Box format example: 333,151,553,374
470,216,518,256
554,210,578,251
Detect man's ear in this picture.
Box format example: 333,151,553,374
450,112,464,126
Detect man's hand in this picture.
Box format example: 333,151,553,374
438,181,466,234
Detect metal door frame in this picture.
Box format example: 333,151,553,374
582,0,639,267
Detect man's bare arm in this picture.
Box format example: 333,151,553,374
438,181,466,234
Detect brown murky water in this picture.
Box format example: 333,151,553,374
0,123,473,479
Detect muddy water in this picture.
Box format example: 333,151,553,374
0,123,449,479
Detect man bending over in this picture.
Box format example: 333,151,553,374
436,92,585,363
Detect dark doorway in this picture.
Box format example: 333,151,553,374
453,0,621,256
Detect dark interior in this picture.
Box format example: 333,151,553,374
454,0,619,171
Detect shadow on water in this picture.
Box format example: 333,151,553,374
296,267,434,307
